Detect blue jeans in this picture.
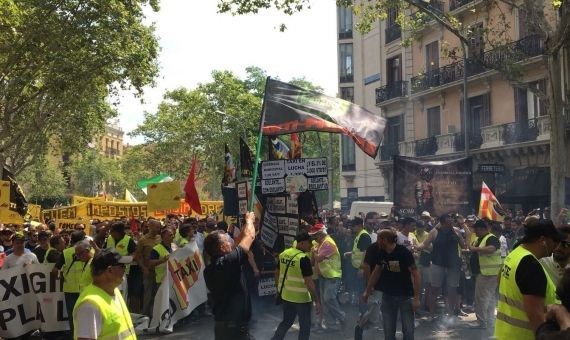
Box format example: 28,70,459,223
319,278,345,327
381,294,415,340
64,292,79,335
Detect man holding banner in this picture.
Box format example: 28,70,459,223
204,211,256,340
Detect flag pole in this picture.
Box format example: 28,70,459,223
249,77,270,212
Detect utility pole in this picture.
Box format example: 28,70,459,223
328,133,334,210
462,43,470,157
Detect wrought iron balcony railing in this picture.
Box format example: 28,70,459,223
454,131,483,151
449,0,474,11
410,35,544,94
375,81,408,104
380,143,400,161
385,25,401,44
415,137,438,157
503,118,539,144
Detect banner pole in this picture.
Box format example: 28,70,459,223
249,77,270,212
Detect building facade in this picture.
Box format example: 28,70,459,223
98,120,125,160
338,1,569,214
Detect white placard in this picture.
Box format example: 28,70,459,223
287,196,298,214
238,199,248,215
263,212,278,230
284,235,295,248
262,160,286,179
258,277,277,296
278,217,289,233
261,225,278,248
306,158,328,177
267,197,287,214
285,175,307,193
285,159,307,176
307,176,329,191
287,218,299,236
237,182,248,199
262,178,285,194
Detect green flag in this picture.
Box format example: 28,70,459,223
137,174,173,194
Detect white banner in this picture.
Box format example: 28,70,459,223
0,264,69,338
148,240,208,333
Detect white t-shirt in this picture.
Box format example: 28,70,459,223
74,294,126,339
396,232,416,251
499,235,508,257
369,232,377,244
3,250,38,269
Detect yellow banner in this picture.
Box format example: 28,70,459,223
55,218,91,233
27,204,42,221
0,181,9,209
71,195,106,205
147,181,181,212
87,201,149,220
43,203,88,221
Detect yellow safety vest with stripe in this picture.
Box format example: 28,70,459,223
495,245,558,340
179,237,189,247
73,284,136,340
61,247,90,293
80,259,93,291
317,235,342,279
351,229,369,269
278,248,312,303
153,243,171,284
478,233,502,276
106,235,132,275
43,247,54,264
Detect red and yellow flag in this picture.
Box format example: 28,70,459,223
478,181,505,222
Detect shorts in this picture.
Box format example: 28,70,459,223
430,264,460,288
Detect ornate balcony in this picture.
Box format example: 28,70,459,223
537,115,551,140
454,131,483,151
480,124,506,148
410,35,544,94
449,0,474,11
399,140,416,157
380,143,400,161
385,25,401,44
503,119,539,145
415,137,438,157
375,81,408,105
436,133,459,154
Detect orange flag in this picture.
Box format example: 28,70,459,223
478,181,505,222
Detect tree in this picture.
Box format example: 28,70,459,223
218,0,570,212
68,149,125,198
18,158,68,207
118,145,155,200
0,0,160,176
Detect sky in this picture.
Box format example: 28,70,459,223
117,0,339,144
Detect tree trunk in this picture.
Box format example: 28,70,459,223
548,50,566,214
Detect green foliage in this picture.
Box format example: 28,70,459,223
68,149,125,198
0,0,160,174
18,158,68,204
118,145,155,200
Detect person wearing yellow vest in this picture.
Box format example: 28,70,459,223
53,230,89,336
343,217,371,312
271,231,321,340
73,249,136,340
148,227,174,285
467,219,502,329
75,240,95,291
495,218,563,340
309,223,345,331
44,234,66,264
105,222,137,300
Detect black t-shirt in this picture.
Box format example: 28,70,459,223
299,256,313,277
431,227,461,268
376,244,416,297
33,246,47,263
357,233,372,252
364,243,382,291
25,242,37,252
204,246,251,323
470,234,501,275
45,249,62,264
516,254,547,297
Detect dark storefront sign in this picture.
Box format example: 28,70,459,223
478,164,505,173
500,167,550,206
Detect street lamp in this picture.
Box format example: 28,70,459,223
215,110,247,140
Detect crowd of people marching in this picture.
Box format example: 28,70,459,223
2,206,570,340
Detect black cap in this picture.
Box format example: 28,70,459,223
91,249,133,275
522,219,564,242
473,220,488,230
295,231,311,243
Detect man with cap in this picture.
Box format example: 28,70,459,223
467,219,501,329
73,249,135,340
271,231,321,340
420,211,433,229
310,222,345,331
2,231,38,269
33,230,51,263
495,219,563,340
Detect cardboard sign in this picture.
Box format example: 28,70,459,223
262,160,285,179
147,181,181,212
267,197,286,214
285,175,307,193
283,235,295,248
306,158,328,176
258,277,277,297
263,212,278,230
307,176,329,191
237,182,248,199
238,199,248,215
260,225,278,248
262,178,285,194
285,159,306,176
287,196,298,215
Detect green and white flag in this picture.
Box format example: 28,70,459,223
137,174,173,195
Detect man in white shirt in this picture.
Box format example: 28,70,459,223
539,226,570,285
397,217,418,252
3,232,38,269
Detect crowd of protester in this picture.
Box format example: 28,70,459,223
3,205,570,339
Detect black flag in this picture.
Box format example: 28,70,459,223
239,138,254,177
3,167,28,216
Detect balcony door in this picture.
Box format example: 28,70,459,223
461,94,490,147
387,55,402,86
386,115,404,145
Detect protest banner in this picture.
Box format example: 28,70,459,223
26,204,42,221
153,200,224,219
71,195,107,205
148,240,208,333
147,181,181,212
0,181,24,224
0,264,69,338
43,203,89,221
393,156,473,217
87,201,149,220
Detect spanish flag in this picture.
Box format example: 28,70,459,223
478,181,506,222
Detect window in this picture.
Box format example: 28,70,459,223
461,94,491,133
339,43,353,83
468,23,485,59
387,55,402,85
515,80,547,121
338,6,353,39
425,41,439,73
387,8,398,27
386,115,404,145
427,106,441,137
385,8,401,44
340,87,354,102
341,135,356,171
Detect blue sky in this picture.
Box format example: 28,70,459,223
117,0,338,144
